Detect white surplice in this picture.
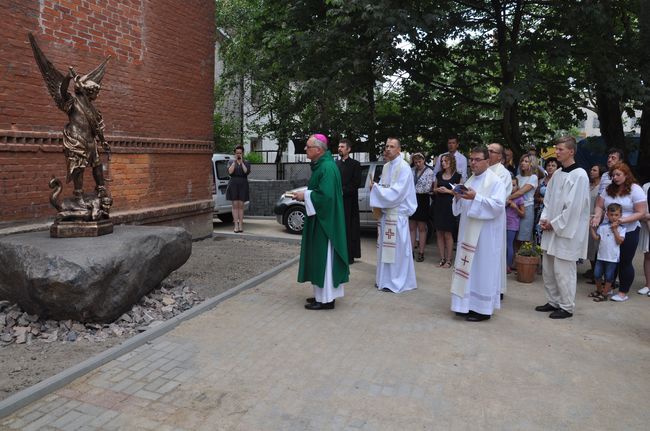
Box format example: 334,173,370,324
489,162,513,295
370,157,418,293
451,169,506,315
540,167,590,261
304,191,344,303
539,166,589,313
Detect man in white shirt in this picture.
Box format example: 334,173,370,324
432,135,468,183
536,136,590,319
598,148,624,195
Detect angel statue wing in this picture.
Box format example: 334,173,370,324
28,33,69,111
81,56,110,85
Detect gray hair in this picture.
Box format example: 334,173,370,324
310,135,328,151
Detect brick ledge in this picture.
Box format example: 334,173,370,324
0,130,212,154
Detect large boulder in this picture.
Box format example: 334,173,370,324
0,226,191,323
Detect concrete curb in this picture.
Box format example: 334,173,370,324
0,254,300,419
212,231,301,245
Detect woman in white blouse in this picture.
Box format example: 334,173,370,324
592,163,647,302
409,153,435,262
510,153,538,251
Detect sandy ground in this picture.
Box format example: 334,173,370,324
0,235,300,400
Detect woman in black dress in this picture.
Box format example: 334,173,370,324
433,154,461,267
226,145,251,233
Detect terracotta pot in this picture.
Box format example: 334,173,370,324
515,254,540,283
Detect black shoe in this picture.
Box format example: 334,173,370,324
535,303,559,312
549,309,573,319
466,312,491,322
455,312,469,317
380,287,394,293
304,301,335,310
306,298,334,305
500,293,504,300
349,259,355,265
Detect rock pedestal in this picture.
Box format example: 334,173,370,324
0,226,192,323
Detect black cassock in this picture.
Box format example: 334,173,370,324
336,157,362,262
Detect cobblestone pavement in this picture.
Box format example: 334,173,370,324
2,225,650,430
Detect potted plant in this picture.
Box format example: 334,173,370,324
515,242,542,283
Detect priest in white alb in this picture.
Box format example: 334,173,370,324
451,146,507,322
488,142,513,298
370,137,418,293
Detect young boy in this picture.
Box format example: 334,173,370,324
589,203,626,301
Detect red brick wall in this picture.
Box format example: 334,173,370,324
0,0,216,227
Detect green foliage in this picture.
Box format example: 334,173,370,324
517,242,542,257
215,0,646,160
213,112,240,154
244,151,264,164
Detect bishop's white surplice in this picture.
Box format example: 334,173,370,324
451,168,506,315
370,156,418,293
304,191,344,303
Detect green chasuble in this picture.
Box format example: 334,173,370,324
297,151,350,288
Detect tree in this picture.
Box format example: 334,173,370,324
400,1,583,157
216,0,418,157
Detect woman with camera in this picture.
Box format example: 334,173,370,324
226,145,251,233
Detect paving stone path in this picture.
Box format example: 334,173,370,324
2,229,650,430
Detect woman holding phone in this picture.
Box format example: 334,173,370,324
226,145,251,233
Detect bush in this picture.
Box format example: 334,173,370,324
244,152,264,164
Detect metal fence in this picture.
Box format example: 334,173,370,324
247,163,312,182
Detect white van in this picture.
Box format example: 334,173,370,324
211,153,249,223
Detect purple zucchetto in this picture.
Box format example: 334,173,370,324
312,134,328,145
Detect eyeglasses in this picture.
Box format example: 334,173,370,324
469,157,486,163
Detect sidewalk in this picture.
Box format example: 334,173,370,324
2,221,650,430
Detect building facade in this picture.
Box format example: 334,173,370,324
0,0,216,237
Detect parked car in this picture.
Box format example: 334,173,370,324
274,161,385,234
211,153,249,223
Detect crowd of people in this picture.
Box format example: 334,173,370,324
293,133,650,322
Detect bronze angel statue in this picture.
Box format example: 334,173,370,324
29,33,113,221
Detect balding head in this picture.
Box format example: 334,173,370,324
487,142,504,166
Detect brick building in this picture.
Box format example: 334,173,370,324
0,0,216,237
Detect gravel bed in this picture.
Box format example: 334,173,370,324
0,236,299,400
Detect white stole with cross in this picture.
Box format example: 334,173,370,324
379,159,403,264
450,171,497,297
